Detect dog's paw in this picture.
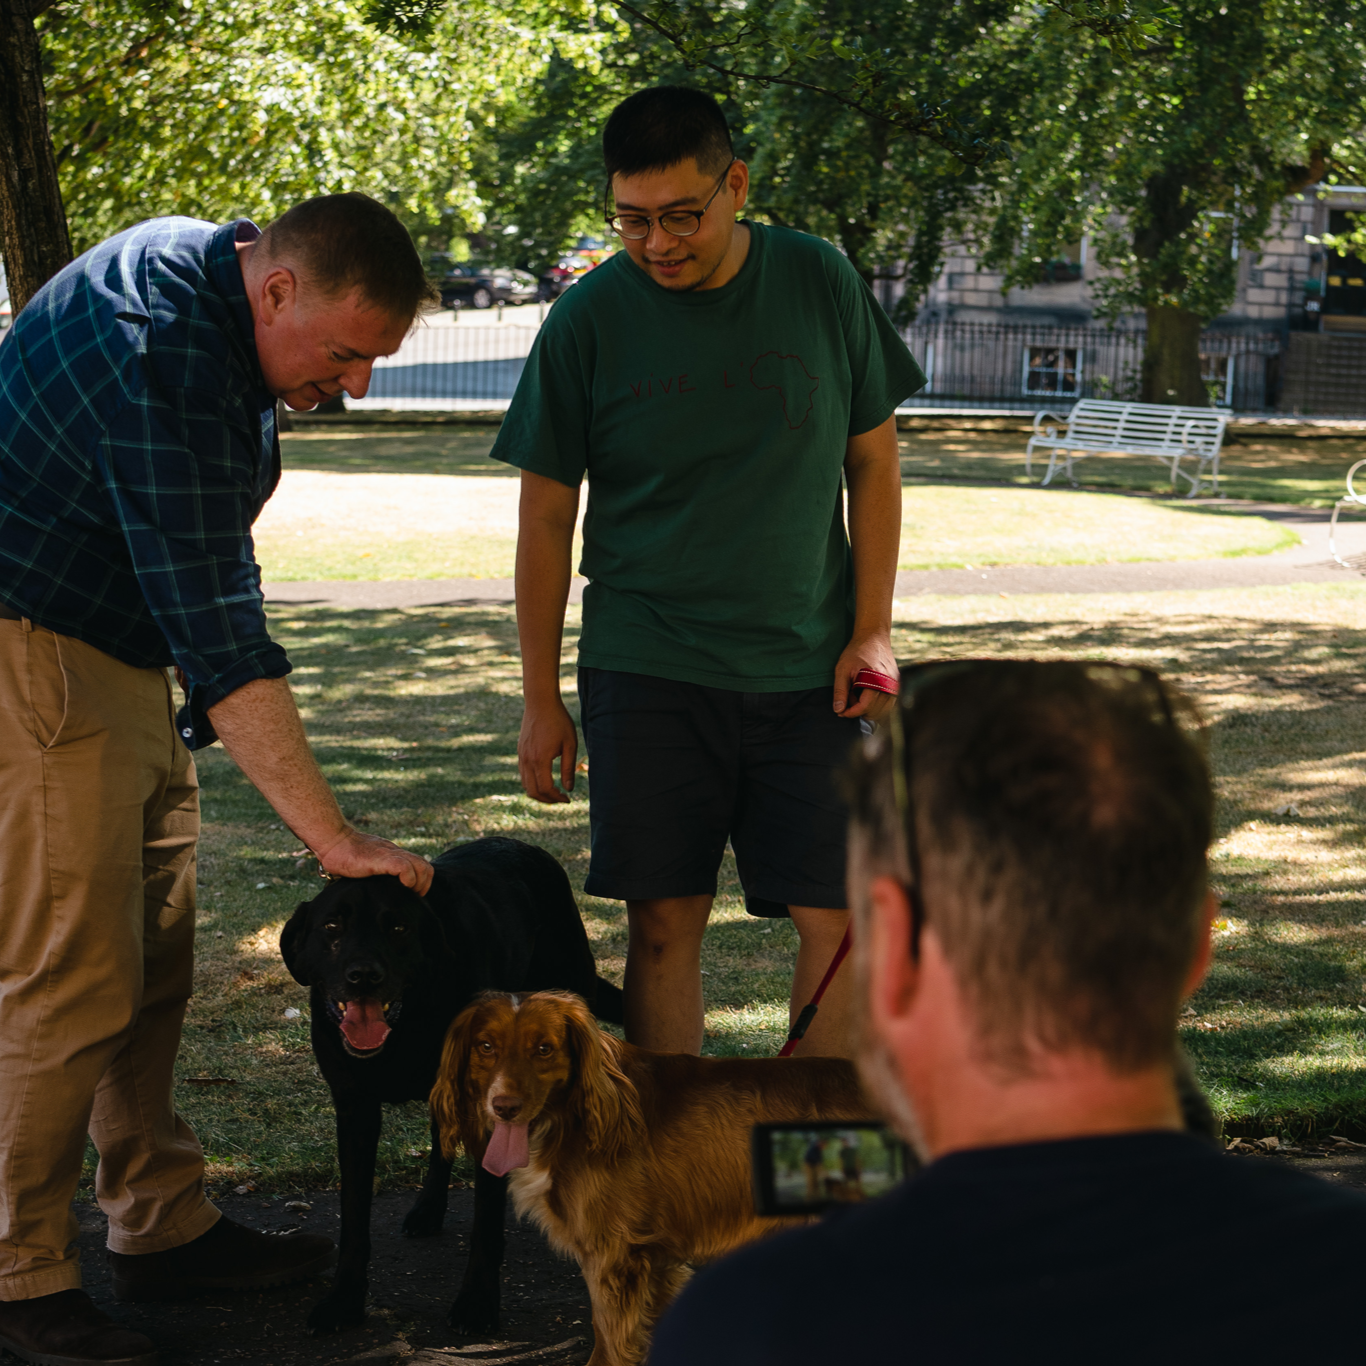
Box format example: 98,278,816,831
307,1291,367,1336
446,1296,500,1336
401,1198,446,1238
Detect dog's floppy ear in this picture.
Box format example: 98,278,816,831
560,993,643,1155
430,999,489,1162
279,900,316,986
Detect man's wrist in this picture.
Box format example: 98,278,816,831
304,822,354,862
523,681,570,711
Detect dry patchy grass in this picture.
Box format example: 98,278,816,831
156,581,1366,1193
268,431,1297,582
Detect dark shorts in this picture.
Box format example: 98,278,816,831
577,667,868,914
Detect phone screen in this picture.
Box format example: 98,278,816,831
751,1121,914,1217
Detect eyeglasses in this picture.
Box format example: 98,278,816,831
884,660,1181,961
604,159,737,241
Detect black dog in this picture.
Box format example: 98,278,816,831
280,836,623,1335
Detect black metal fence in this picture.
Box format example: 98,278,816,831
898,322,1285,412
360,315,1357,416
364,319,542,404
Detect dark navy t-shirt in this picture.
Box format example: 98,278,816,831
650,1131,1366,1363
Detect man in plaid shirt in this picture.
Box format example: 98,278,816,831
0,193,433,1366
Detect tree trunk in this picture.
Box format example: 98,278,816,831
1132,169,1207,407
0,0,71,316
1141,304,1206,405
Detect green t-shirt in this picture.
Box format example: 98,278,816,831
491,222,925,690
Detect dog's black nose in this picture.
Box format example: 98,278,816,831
345,963,384,989
492,1097,522,1121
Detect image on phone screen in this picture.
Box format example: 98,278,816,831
751,1121,912,1217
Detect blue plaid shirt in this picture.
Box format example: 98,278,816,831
0,216,290,713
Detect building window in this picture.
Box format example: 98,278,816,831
1325,209,1366,317
1037,241,1085,285
1023,346,1082,397
1200,354,1234,407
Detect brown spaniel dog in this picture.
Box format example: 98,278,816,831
430,990,873,1366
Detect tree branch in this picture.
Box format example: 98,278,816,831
612,0,1005,165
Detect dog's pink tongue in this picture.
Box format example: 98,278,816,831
483,1121,530,1176
340,1000,390,1051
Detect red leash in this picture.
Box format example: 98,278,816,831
778,925,853,1057
776,669,890,1058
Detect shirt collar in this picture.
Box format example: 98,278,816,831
205,218,265,388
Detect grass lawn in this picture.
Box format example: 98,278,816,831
282,420,1366,507
266,428,1299,582
897,424,1366,507
154,580,1366,1197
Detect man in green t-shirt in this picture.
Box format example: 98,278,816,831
492,86,925,1057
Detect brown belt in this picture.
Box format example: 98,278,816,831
0,603,25,622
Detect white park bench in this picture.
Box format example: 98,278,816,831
1025,399,1230,498
1329,459,1366,568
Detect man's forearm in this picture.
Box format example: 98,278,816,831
515,477,579,708
845,416,902,635
207,676,348,855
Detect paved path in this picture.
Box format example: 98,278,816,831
72,1149,1366,1364
263,501,1366,610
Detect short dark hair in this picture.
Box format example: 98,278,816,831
256,193,437,320
603,86,734,181
847,661,1212,1073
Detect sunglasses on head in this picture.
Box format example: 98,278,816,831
882,660,1179,961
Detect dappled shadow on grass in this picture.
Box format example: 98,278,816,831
1184,1008,1366,1139
892,588,1366,1134
186,602,797,1188
181,590,1366,1180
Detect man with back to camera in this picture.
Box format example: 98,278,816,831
652,659,1366,1362
495,86,925,1058
0,193,435,1366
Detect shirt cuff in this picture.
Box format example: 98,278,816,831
194,642,293,712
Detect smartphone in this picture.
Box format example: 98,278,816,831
751,1120,915,1217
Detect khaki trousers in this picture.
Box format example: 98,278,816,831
0,619,218,1300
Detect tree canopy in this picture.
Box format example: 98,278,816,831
8,0,1366,405
36,0,613,256
465,0,1366,401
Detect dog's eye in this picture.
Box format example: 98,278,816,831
476,1040,494,1054
390,923,407,934
536,1042,554,1057
323,921,340,934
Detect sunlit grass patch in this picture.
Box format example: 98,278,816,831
253,470,584,581
897,427,1366,507
898,485,1295,570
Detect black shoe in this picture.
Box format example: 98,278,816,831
0,1289,157,1366
108,1216,334,1302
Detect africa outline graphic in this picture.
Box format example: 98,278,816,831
749,351,820,429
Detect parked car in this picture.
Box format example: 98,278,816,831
572,236,614,267
437,264,540,310
537,254,593,300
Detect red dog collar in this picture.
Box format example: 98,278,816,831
852,668,900,696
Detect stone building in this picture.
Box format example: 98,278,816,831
879,185,1366,414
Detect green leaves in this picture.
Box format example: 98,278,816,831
38,0,612,255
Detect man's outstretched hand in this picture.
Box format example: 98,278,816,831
312,827,434,895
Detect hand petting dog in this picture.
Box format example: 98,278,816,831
280,838,623,1338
